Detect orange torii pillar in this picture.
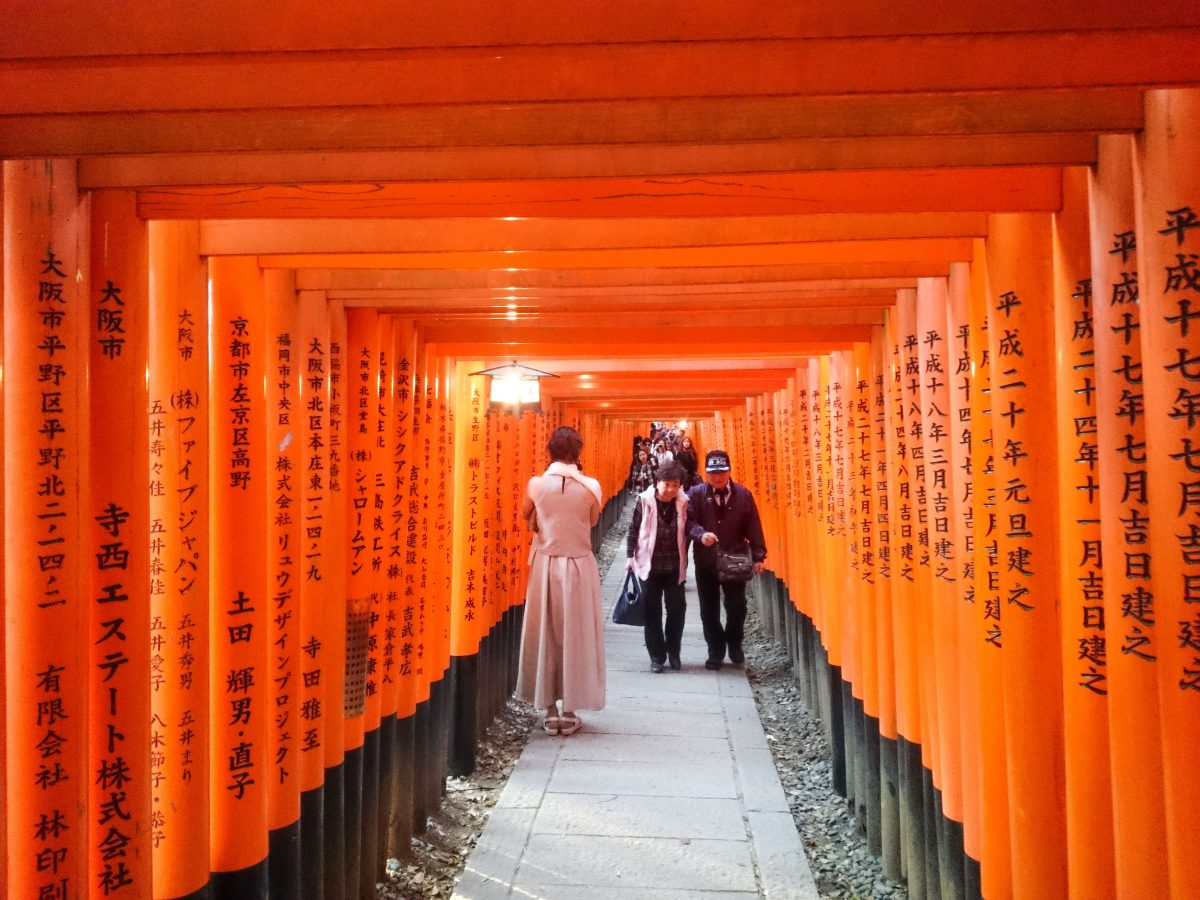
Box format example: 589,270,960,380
917,276,967,900
886,293,929,897
88,190,153,897
297,289,334,893
1091,135,1168,898
946,262,983,898
449,361,487,775
967,239,1012,900
409,340,438,829
147,219,211,899
342,307,381,899
435,353,459,784
1137,88,1200,898
869,327,903,882
207,255,270,895
1053,165,1117,899
264,270,302,896
388,318,419,857
4,160,89,899
323,300,350,900
986,214,1068,899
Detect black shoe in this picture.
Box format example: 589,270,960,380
728,644,744,665
668,652,681,671
704,659,722,671
651,661,664,674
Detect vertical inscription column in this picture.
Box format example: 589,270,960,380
88,190,152,897
1090,135,1166,897
147,220,210,897
208,256,269,891
4,159,88,900
1137,88,1200,897
986,214,1067,898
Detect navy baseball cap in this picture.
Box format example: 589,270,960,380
705,450,731,472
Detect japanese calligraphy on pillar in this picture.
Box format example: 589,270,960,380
6,188,89,898
299,301,328,764
270,316,298,795
1096,224,1156,668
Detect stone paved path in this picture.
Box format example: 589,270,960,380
454,550,819,899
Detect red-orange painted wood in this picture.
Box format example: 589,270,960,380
264,269,301,831
207,255,270,875
1090,134,1168,898
87,189,153,896
147,219,211,897
986,214,1068,898
4,158,89,900
1137,88,1200,899
1053,165,1116,899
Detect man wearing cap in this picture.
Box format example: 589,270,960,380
685,450,768,669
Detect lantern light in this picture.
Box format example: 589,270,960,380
469,361,558,414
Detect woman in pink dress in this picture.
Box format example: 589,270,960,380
517,426,606,736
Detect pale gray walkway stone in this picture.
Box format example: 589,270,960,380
452,549,818,900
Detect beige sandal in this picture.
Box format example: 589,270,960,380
558,714,582,736
543,717,561,736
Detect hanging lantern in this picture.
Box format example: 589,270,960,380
469,361,558,414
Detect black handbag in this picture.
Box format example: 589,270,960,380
612,571,646,626
717,546,755,583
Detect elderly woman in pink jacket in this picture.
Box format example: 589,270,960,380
625,461,690,673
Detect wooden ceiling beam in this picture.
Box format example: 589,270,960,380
299,262,945,289
79,135,1098,188
171,170,1045,221
198,211,991,251
7,31,1198,115
0,89,1143,158
7,1,1196,58
256,238,972,271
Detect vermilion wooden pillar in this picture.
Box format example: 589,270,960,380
147,219,211,898
324,299,349,900
297,288,332,892
968,238,1012,900
1090,135,1166,898
342,307,379,897
207,255,270,893
1055,164,1116,898
986,213,1068,899
1136,87,1200,899
264,268,302,894
946,261,982,892
917,275,966,899
4,159,89,900
88,189,152,896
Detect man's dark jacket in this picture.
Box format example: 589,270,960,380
685,481,767,570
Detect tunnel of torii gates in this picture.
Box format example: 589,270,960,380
2,7,1200,900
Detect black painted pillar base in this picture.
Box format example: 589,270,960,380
360,728,382,898
323,761,346,900
412,698,431,833
879,734,902,881
211,859,268,899
390,713,416,857
449,654,479,776
268,818,302,900
300,784,325,900
342,746,363,900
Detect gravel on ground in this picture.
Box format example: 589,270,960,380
381,493,906,899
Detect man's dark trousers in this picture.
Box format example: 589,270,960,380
641,572,686,664
694,565,747,662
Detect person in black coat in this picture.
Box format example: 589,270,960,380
685,449,767,669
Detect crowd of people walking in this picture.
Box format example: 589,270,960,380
515,422,768,739
626,424,767,674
